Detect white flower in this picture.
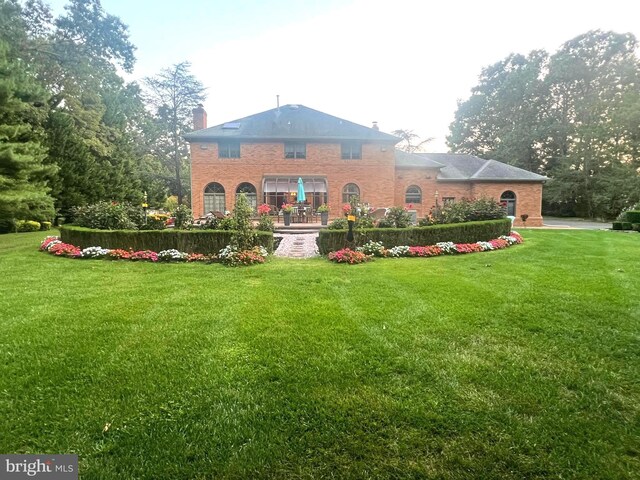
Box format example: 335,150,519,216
388,245,410,257
81,246,110,258
157,249,188,261
436,242,457,254
476,241,494,251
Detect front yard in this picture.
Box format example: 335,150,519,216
0,230,638,478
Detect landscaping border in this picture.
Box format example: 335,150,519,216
317,219,511,255
60,225,274,254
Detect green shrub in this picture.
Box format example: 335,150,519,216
622,222,633,230
425,197,506,225
217,217,236,231
625,211,640,224
198,216,221,230
256,215,274,232
379,207,411,228
612,222,623,230
40,221,52,231
60,225,274,255
231,193,257,251
174,204,193,229
632,224,640,232
144,213,169,230
328,218,348,230
16,220,41,232
317,219,512,255
73,201,140,230
164,195,179,213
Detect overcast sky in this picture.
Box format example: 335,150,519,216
45,0,640,151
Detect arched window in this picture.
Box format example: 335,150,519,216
342,183,360,203
236,182,257,210
204,182,225,213
405,185,422,204
500,190,516,216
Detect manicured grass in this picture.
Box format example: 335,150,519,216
0,230,638,479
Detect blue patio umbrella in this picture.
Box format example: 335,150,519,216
297,177,306,203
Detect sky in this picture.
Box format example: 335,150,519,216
44,0,640,151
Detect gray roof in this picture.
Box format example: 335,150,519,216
184,104,400,143
395,149,444,168
397,152,548,182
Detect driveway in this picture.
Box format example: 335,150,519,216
542,216,611,230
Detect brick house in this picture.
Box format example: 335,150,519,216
184,104,547,226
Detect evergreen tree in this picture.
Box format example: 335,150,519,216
0,39,55,231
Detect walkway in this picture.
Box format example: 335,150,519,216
542,217,612,230
274,232,320,258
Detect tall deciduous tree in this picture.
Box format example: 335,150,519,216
447,30,640,219
144,62,206,205
447,50,549,173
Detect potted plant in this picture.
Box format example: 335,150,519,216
317,204,330,225
281,203,294,226
257,203,271,216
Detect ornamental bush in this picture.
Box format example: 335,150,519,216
379,207,411,228
145,213,169,230
73,201,141,230
16,220,41,232
420,197,506,225
256,215,275,232
173,204,193,229
328,218,348,230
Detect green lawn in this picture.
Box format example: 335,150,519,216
0,230,638,479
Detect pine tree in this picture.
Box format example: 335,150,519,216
0,39,55,232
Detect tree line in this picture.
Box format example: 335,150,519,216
0,0,204,232
447,30,640,219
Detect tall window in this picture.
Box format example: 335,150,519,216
405,185,422,204
204,182,225,213
218,141,240,158
236,182,257,210
341,143,362,160
284,143,306,159
500,190,516,216
342,183,360,203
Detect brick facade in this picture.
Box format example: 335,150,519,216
187,105,544,227
190,142,544,226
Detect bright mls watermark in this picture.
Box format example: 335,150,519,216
0,455,77,479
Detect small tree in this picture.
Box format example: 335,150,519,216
144,62,206,205
230,193,257,250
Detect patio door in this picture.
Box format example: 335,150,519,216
263,177,327,209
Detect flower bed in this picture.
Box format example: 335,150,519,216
327,232,523,263
39,236,267,266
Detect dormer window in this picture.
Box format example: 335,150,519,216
285,142,306,159
341,142,361,160
218,141,240,158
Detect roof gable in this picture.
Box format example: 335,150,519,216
184,104,399,143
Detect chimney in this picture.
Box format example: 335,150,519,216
372,121,379,131
193,104,207,131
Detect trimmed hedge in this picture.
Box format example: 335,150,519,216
317,218,512,255
60,225,274,254
625,211,640,223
